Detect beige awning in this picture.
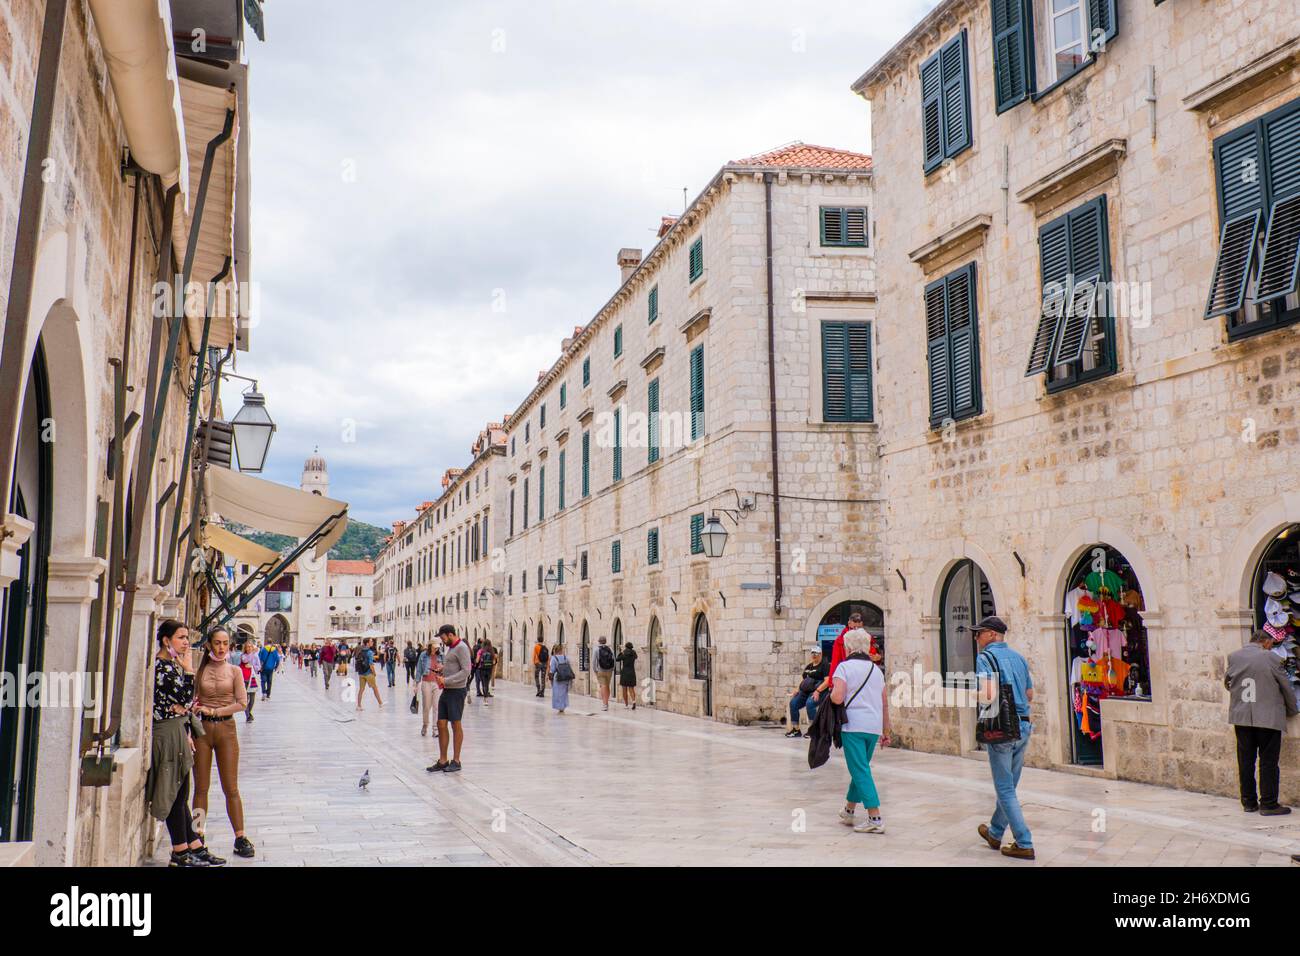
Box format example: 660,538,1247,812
204,468,349,559
201,522,280,568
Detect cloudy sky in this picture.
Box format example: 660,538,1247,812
222,0,936,527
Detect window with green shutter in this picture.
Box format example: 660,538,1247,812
1023,195,1115,389
557,449,566,511
689,237,704,282
560,382,567,409
820,207,869,247
540,403,546,429
613,324,623,358
648,285,658,324
690,513,704,555
820,322,874,423
582,356,590,387
581,430,590,498
612,407,623,481
991,0,1031,113
522,477,529,529
1206,96,1300,339
611,540,621,573
921,30,971,174
647,528,659,565
538,465,545,521
647,378,660,464
580,550,588,580
689,344,705,440
924,263,982,427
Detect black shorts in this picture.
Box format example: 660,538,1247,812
437,686,467,722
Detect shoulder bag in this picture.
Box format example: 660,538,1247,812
975,651,1022,744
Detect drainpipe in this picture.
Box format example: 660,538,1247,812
763,173,785,615
0,0,68,523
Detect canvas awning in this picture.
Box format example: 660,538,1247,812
200,522,280,568
203,467,348,559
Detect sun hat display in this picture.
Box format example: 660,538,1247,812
1265,597,1290,627
1263,571,1288,597
1264,621,1291,641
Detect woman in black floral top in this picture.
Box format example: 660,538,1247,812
146,620,226,867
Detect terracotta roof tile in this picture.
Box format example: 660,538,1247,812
729,142,872,171
328,559,374,575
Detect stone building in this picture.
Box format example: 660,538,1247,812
852,0,1300,799
0,0,266,864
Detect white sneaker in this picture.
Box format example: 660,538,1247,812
854,817,885,834
838,809,856,827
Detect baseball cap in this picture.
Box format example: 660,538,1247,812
961,615,1007,635
437,624,457,637
809,644,823,653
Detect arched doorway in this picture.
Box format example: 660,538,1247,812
0,342,52,844
692,613,711,717
648,616,665,683
939,560,997,681
816,599,885,661
1249,525,1300,700
611,618,623,685
265,613,290,647
557,621,566,656
1062,544,1150,766
579,620,591,695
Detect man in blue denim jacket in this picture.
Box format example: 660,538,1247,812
973,616,1035,860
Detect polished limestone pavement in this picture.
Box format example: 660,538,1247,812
148,664,1300,867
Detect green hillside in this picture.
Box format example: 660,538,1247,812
224,518,388,562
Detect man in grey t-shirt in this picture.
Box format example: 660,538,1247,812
593,636,616,711
428,625,472,773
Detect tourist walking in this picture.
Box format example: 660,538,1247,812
258,642,281,700
146,620,225,867
785,644,828,738
428,624,470,773
532,636,549,697
1225,629,1298,815
385,641,398,688
476,640,496,698
319,639,337,691
549,643,574,714
239,638,259,722
832,628,890,834
593,636,615,711
416,640,444,737
617,641,638,709
404,642,418,683
354,638,383,711
191,628,256,859
972,615,1036,860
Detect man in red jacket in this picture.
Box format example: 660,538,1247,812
319,639,337,691
815,613,881,699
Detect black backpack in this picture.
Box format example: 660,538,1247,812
538,645,549,664
479,648,495,668
355,650,372,676
597,645,615,670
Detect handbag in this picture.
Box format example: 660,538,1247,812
409,693,419,714
337,661,348,676
798,676,820,695
975,651,1022,744
553,658,576,683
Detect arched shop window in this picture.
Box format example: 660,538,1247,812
579,621,591,673
1062,544,1150,768
1252,526,1300,703
649,617,665,681
692,614,710,680
940,560,997,683
536,620,544,651
816,600,885,661
557,622,565,654
507,625,513,662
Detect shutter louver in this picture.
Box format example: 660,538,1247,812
992,0,1029,113
648,378,660,464
921,53,943,172
940,33,971,157
822,208,844,245
689,345,705,439
690,513,704,555
1253,111,1300,303
847,324,873,422
1206,213,1264,316
1086,0,1118,50
845,207,868,245
1206,126,1266,319
947,264,979,417
613,407,622,481
924,279,950,424
581,431,590,497
821,322,848,421
1026,287,1068,376
1053,276,1101,366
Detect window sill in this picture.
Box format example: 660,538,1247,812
923,142,973,179
1030,56,1097,106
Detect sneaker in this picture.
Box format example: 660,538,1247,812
783,728,803,738
421,727,428,737
1000,843,1035,860
425,762,447,773
445,760,462,773
191,845,226,866
854,817,885,834
838,808,856,827
977,823,1002,850
602,703,609,711
1242,802,1259,813
803,730,814,738
233,836,256,858
169,850,210,868
1260,805,1292,816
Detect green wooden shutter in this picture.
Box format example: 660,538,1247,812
1086,0,1117,49
580,551,588,579
540,403,546,428
822,322,848,421
647,378,660,464
1254,107,1300,303
689,238,704,281
947,263,980,418
557,449,565,510
690,513,704,554
940,32,971,157
1207,124,1266,317
648,285,658,324
647,528,659,565
1025,218,1071,375
845,207,868,246
689,344,705,440
614,325,623,357
582,356,590,386
921,52,943,172
847,324,873,422
581,431,590,497
1053,198,1108,366
611,540,621,573
613,407,622,481
522,477,529,529
821,207,844,245
538,465,544,520
560,382,567,408
925,278,951,424
992,0,1030,113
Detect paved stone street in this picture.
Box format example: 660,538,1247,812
149,666,1300,867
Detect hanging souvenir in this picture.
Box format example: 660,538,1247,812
1085,569,1124,597
1265,597,1290,628
1263,571,1288,597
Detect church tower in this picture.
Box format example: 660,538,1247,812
301,447,329,497
297,448,330,644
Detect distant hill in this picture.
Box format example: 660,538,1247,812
224,518,388,563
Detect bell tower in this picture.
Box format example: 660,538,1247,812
301,447,329,497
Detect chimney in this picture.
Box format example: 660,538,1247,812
658,216,678,238
618,247,643,283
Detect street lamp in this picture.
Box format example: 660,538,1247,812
230,387,276,473
701,514,729,558
476,588,489,610
544,567,558,594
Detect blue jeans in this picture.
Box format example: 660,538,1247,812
986,721,1032,848
789,691,819,726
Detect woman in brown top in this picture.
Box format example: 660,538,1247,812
192,627,255,858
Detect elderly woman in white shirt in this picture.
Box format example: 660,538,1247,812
832,627,891,833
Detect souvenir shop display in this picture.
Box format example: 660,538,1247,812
1253,527,1300,710
1063,547,1151,766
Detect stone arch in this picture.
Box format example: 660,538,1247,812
1222,492,1300,612
924,540,1014,623
801,586,889,648
1040,518,1163,615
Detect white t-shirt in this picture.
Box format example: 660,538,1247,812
835,658,884,735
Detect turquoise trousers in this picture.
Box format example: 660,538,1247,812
843,731,880,807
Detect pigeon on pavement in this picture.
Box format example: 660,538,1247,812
358,769,370,790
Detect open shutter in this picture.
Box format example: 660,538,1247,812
1254,108,1300,303
690,513,704,554
1025,218,1071,376
1052,199,1107,365
847,324,873,421
689,344,705,439
581,431,590,497
1206,125,1265,318
613,407,622,481
821,322,848,421
648,285,658,324
947,264,980,417
992,0,1029,113
940,32,971,157
921,52,943,172
845,207,868,246
558,450,565,510
1086,0,1118,51
924,278,951,423
1053,276,1100,366
647,378,660,463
